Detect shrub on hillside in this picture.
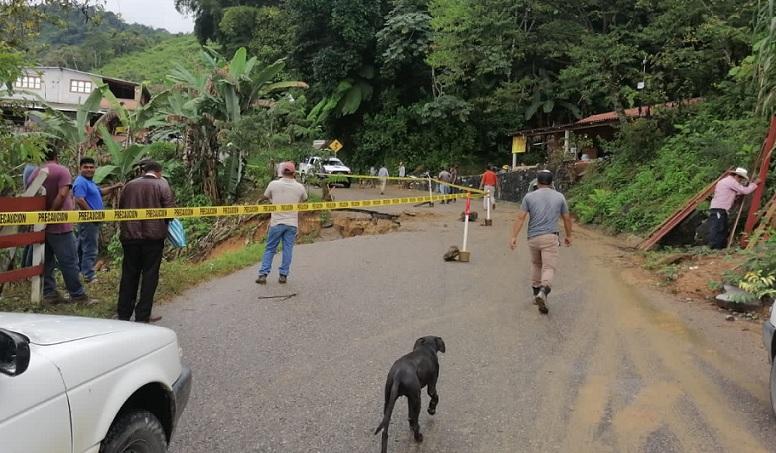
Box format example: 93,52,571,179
569,102,764,234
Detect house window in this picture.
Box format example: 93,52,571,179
70,80,92,94
14,76,42,90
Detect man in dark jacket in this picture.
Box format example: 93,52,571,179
117,161,175,323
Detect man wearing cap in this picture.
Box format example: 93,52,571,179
256,162,308,284
509,170,572,315
707,167,759,249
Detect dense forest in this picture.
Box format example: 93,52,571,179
34,6,175,72
174,0,763,171
1,0,774,236
0,0,774,305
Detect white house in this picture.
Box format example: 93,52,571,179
2,67,149,115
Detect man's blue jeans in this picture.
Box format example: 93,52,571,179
77,222,100,281
44,231,86,298
259,224,297,277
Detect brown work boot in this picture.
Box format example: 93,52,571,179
42,291,67,306
278,275,288,284
256,274,267,285
70,293,97,306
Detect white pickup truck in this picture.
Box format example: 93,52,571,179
0,313,191,453
299,156,352,188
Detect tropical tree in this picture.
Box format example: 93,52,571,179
159,46,307,202
101,86,169,147
754,0,776,118
27,84,107,162
92,127,146,184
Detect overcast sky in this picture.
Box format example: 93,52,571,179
103,0,194,34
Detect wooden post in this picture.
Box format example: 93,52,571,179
741,117,776,246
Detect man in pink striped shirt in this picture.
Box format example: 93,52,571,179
707,167,759,249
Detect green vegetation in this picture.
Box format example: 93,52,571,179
35,4,172,72
569,104,765,234
0,243,266,318
1,0,776,307
98,35,202,90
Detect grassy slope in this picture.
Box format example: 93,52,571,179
97,35,202,89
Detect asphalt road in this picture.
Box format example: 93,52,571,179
160,186,776,452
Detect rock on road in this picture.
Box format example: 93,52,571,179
160,187,776,452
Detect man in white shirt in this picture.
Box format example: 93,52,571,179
256,162,308,284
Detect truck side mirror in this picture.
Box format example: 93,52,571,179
0,328,31,376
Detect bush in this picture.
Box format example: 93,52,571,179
569,101,764,234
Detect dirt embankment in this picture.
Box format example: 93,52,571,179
203,210,430,261
579,225,764,320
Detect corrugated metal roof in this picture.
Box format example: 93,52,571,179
511,98,703,136
30,67,140,87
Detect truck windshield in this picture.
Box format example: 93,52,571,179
324,159,344,166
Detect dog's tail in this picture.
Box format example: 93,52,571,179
374,379,400,435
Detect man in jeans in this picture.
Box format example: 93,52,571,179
256,162,308,284
509,170,572,315
72,157,122,283
438,167,452,204
30,146,91,305
117,161,175,323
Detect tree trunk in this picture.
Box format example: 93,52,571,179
612,92,628,126
203,157,220,202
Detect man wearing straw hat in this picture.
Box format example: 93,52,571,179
707,167,759,249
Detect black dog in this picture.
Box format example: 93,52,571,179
374,336,446,453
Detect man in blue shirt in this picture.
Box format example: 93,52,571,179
72,157,122,282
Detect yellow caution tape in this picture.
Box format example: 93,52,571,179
0,192,483,227
305,173,486,194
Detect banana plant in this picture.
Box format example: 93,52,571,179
100,86,170,147
28,83,108,162
92,126,146,184
163,46,308,202
307,65,375,124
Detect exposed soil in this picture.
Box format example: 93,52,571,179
202,209,437,260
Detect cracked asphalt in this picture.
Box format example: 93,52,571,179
159,186,776,452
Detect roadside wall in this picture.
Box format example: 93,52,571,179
458,167,573,203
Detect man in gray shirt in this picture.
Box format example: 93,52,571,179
509,170,572,314
256,162,308,284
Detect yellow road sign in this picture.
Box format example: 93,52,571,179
512,135,526,154
329,139,343,153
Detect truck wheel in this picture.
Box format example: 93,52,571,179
100,410,167,453
344,181,351,188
